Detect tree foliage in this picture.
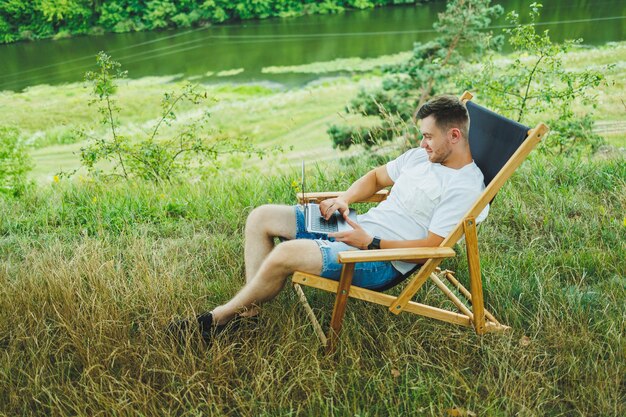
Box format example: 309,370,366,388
463,3,607,156
76,52,270,183
0,0,426,44
328,0,503,150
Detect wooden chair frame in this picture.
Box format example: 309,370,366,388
292,92,549,353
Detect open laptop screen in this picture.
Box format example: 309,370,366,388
301,160,307,226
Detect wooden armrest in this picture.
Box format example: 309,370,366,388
297,190,389,204
338,247,455,264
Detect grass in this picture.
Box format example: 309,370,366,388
19,77,369,182
1,41,625,416
261,51,412,74
0,151,624,416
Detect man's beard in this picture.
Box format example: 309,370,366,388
428,147,452,165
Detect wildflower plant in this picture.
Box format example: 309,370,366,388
78,52,270,183
463,3,608,156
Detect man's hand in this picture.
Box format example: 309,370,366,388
319,198,349,220
328,213,373,250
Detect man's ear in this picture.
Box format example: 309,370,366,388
449,127,462,144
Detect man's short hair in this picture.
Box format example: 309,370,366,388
416,95,469,139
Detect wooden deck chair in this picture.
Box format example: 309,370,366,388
292,92,549,353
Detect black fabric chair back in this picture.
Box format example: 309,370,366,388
466,101,530,186
374,101,532,293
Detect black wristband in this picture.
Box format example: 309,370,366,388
367,236,381,250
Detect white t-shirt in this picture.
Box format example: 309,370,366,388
357,148,489,274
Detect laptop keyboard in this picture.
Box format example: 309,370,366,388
311,212,339,233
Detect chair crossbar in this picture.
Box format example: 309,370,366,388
293,271,509,347
429,272,475,320
429,270,503,328
293,272,472,327
442,270,501,325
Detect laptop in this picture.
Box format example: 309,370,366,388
301,161,358,235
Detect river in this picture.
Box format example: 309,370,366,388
0,0,624,92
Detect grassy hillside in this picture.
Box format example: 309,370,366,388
0,41,625,416
10,77,371,182
0,152,624,415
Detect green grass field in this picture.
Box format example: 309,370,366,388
16,77,370,182
0,42,625,416
0,153,624,415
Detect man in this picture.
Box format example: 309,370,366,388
170,95,488,342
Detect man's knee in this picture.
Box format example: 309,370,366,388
246,205,274,232
246,204,296,239
266,240,322,275
246,204,270,227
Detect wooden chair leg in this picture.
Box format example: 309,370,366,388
464,217,486,334
293,283,327,346
442,270,501,325
326,263,355,354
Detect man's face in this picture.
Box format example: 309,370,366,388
419,115,452,165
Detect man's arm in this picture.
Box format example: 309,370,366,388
376,231,444,250
319,166,393,220
330,216,444,250
340,165,394,204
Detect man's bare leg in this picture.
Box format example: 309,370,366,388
244,204,297,282
168,205,319,341
237,204,297,318
211,239,322,325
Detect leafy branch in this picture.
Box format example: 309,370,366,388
78,52,274,183
463,2,608,156
328,0,503,150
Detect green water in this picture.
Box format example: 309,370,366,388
0,0,624,92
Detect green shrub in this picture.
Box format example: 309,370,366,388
76,52,273,183
0,125,32,195
463,3,607,156
543,112,604,156
328,0,503,149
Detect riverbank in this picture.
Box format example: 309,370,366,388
0,41,622,183
0,1,427,45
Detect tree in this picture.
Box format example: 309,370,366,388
0,1,429,44
328,0,504,150
77,52,270,183
463,3,607,156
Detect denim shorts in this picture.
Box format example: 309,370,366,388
293,205,402,290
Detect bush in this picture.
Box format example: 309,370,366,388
0,125,32,195
76,52,274,183
543,112,604,156
463,3,607,156
328,0,503,150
